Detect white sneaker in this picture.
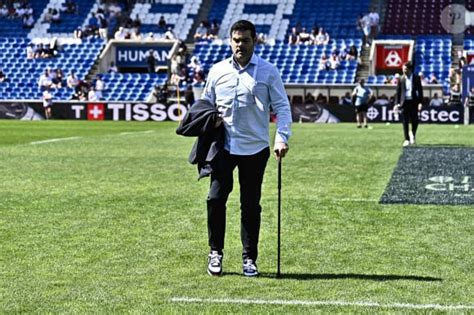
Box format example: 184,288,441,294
208,251,223,276
403,140,410,147
243,259,259,277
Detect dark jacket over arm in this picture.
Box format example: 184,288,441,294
176,99,224,179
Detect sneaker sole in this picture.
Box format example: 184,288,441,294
208,269,223,276
243,271,259,277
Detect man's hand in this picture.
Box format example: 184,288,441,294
274,142,289,160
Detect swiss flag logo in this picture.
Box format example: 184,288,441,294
87,103,105,120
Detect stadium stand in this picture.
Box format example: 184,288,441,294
193,39,361,84
0,0,457,102
0,37,104,101
129,1,201,40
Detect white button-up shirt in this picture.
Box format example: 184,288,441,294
202,53,292,155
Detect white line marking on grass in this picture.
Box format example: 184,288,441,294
170,297,474,311
30,137,82,145
119,130,155,136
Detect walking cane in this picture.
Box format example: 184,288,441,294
277,156,282,278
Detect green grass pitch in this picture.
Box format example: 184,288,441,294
0,120,473,313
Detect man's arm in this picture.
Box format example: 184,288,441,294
269,68,292,159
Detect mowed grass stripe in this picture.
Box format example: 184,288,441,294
171,297,474,310
0,121,472,313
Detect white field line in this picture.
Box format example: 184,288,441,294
30,137,82,145
170,297,474,311
119,130,155,136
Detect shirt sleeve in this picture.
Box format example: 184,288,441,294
269,67,292,144
201,66,216,105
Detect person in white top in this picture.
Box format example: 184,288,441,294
42,87,53,119
66,71,79,89
88,87,98,101
114,27,127,40
38,69,52,89
94,75,105,100
429,93,443,107
368,8,380,40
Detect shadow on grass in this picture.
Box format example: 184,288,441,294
222,272,442,281
258,273,443,282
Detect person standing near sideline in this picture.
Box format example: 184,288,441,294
395,61,424,146
201,20,292,277
351,78,372,128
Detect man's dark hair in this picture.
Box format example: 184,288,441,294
230,20,256,39
404,61,413,70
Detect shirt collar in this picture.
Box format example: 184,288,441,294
230,53,258,70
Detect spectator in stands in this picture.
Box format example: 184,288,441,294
448,68,461,89
288,27,298,45
131,13,141,33
108,61,118,73
0,5,8,17
194,21,208,40
429,93,443,107
153,84,169,104
0,69,6,83
146,49,158,73
328,54,340,70
164,27,175,40
310,25,319,43
394,61,424,146
38,69,52,90
419,72,429,85
66,70,79,89
360,13,371,47
347,45,358,62
208,20,220,40
97,9,109,39
114,26,127,40
297,27,311,45
429,73,438,84
458,56,467,71
74,26,83,39
51,8,61,23
88,87,99,101
352,78,372,128
304,92,316,104
43,8,53,23
339,45,348,61
314,27,329,45
108,1,122,18
62,0,77,14
26,43,35,59
94,75,105,100
450,84,461,105
145,32,155,40
368,7,379,41
42,87,53,119
158,15,167,31
339,92,352,105
256,33,266,44
318,53,329,71
52,68,64,88
130,29,142,40
390,73,400,85
188,56,202,73
22,13,34,28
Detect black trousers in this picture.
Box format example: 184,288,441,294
401,100,419,140
207,147,270,262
